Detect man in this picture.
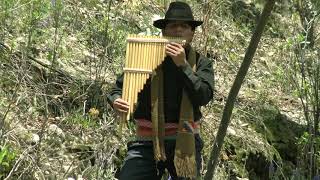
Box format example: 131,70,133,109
107,1,214,179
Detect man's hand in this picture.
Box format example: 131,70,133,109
165,42,187,66
113,98,129,113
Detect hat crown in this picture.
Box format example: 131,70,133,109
153,1,203,29
165,1,194,21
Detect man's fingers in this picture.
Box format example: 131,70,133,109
165,47,178,56
116,108,128,113
114,102,129,110
115,98,129,106
166,43,184,56
166,45,183,54
166,45,179,52
167,43,181,51
169,42,182,48
166,51,176,57
113,98,130,113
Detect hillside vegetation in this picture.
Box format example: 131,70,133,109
0,0,319,179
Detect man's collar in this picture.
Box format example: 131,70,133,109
184,44,191,58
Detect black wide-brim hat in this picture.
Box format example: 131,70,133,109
153,1,203,29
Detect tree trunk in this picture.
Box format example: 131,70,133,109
204,0,276,179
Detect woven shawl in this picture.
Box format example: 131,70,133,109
151,47,197,178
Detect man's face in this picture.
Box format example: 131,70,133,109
162,21,195,46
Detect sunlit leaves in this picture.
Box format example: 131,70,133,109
0,145,17,178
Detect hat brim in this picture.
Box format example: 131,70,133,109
153,19,203,29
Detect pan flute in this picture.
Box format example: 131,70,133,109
120,35,185,124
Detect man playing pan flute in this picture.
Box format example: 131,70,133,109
107,1,214,179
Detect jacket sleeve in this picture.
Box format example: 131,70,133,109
178,55,214,106
107,73,124,107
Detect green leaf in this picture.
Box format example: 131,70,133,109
7,151,16,161
1,162,10,168
0,147,8,163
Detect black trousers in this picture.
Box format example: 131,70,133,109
118,134,204,180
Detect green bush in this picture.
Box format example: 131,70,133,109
0,145,17,178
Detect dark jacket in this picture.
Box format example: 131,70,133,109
107,49,214,123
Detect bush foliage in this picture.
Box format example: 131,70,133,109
0,0,319,179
